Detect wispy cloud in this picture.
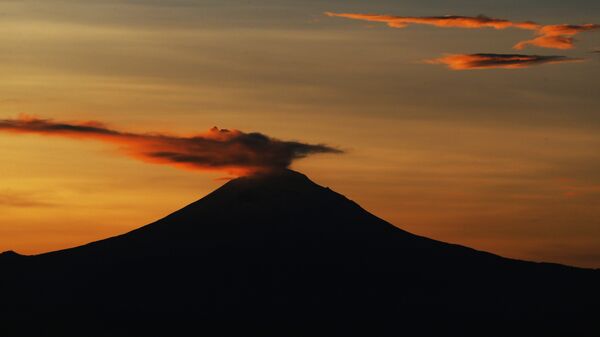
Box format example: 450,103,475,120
326,12,599,51
514,24,600,50
325,13,539,30
0,191,54,208
427,53,583,70
0,115,342,176
556,178,600,199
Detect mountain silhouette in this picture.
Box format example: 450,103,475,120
1,169,598,336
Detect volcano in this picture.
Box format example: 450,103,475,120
1,170,598,336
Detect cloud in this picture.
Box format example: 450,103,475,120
427,53,583,70
326,12,599,50
0,115,342,176
325,12,539,30
556,178,600,199
0,191,54,208
514,24,600,50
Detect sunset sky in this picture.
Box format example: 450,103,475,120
1,0,599,267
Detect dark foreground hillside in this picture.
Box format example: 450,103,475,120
1,170,598,336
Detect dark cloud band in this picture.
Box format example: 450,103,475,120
0,116,342,176
427,53,583,70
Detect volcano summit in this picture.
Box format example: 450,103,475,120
1,170,598,336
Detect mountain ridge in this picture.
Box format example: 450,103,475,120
4,169,591,271
1,169,598,336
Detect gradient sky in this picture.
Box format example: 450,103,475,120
1,0,599,267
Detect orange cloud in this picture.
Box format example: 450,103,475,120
427,53,583,70
325,12,540,30
0,115,342,176
326,12,599,50
514,24,600,50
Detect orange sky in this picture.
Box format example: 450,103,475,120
1,1,599,267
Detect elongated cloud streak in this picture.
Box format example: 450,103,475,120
326,12,599,50
427,53,583,70
0,116,342,176
0,191,53,208
514,24,600,50
325,12,540,31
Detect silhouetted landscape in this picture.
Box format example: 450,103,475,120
1,170,598,336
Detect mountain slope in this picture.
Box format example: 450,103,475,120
1,170,598,336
